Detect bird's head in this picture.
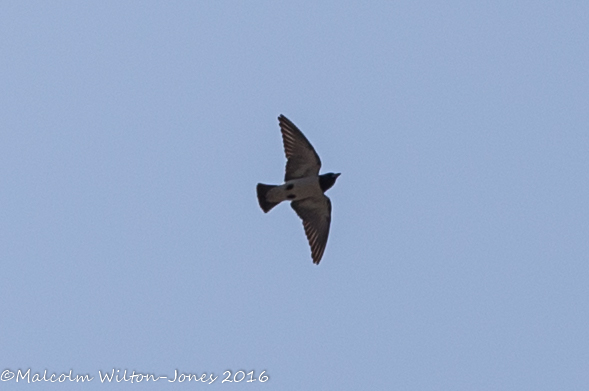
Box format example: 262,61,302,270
319,172,341,192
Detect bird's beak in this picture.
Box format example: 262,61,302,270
335,173,341,178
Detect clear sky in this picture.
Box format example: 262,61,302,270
1,1,588,390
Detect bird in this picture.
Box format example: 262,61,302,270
256,115,340,265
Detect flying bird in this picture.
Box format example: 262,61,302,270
257,115,340,264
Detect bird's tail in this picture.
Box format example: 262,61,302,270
256,183,280,213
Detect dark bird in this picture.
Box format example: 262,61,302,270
257,115,340,265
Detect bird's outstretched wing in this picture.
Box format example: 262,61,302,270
279,115,322,181
291,195,332,264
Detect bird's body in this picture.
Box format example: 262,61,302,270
257,115,340,265
263,176,323,204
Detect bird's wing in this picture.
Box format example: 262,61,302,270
279,115,322,181
291,195,332,264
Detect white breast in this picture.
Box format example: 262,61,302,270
266,176,321,203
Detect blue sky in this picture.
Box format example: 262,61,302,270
1,1,588,390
